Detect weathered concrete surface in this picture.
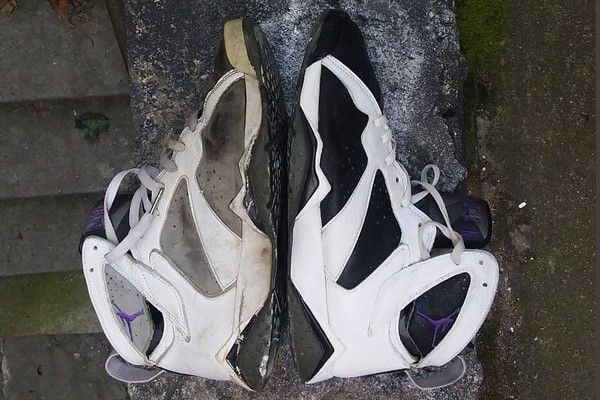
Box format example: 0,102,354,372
123,1,479,398
0,97,135,199
0,334,127,399
468,1,595,399
121,0,481,398
125,0,467,190
0,271,101,336
0,0,129,102
129,332,483,400
0,193,99,276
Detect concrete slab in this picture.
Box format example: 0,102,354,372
128,331,484,399
1,334,127,400
0,193,100,276
0,0,129,102
0,97,135,199
126,0,467,190
0,271,100,336
123,2,478,398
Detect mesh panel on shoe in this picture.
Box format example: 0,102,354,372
196,79,246,237
160,179,223,296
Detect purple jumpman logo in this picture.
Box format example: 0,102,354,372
112,300,144,340
416,308,460,347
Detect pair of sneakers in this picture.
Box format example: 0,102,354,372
80,10,498,392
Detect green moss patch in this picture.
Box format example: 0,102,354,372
456,0,508,73
456,0,508,176
0,271,100,336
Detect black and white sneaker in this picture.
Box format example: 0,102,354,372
80,19,287,391
287,10,499,388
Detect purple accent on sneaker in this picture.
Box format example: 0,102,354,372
458,228,482,241
462,199,482,223
84,203,105,234
416,308,461,347
112,301,144,341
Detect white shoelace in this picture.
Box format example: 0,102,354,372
377,115,464,265
368,118,465,338
103,137,187,264
412,165,464,265
102,112,462,266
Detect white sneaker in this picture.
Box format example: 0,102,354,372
80,18,287,391
287,10,499,388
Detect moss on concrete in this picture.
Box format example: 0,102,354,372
457,0,595,398
456,0,507,73
455,0,507,186
0,271,100,336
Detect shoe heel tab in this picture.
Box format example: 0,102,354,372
224,19,257,78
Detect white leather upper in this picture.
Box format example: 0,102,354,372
82,69,272,388
290,55,499,382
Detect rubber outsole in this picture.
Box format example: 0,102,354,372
222,18,288,391
286,10,345,383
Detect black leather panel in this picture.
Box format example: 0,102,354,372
226,292,280,391
336,170,402,289
79,194,132,253
319,68,369,226
308,10,382,108
288,284,334,382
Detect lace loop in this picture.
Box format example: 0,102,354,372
160,138,185,173
103,135,186,263
420,164,440,186
375,113,463,264
376,115,397,166
412,164,464,265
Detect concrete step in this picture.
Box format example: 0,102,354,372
0,0,128,103
0,334,127,400
0,96,135,199
0,271,100,336
0,193,101,276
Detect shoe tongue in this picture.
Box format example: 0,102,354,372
398,273,471,359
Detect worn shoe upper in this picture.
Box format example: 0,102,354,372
80,19,286,391
288,10,499,388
